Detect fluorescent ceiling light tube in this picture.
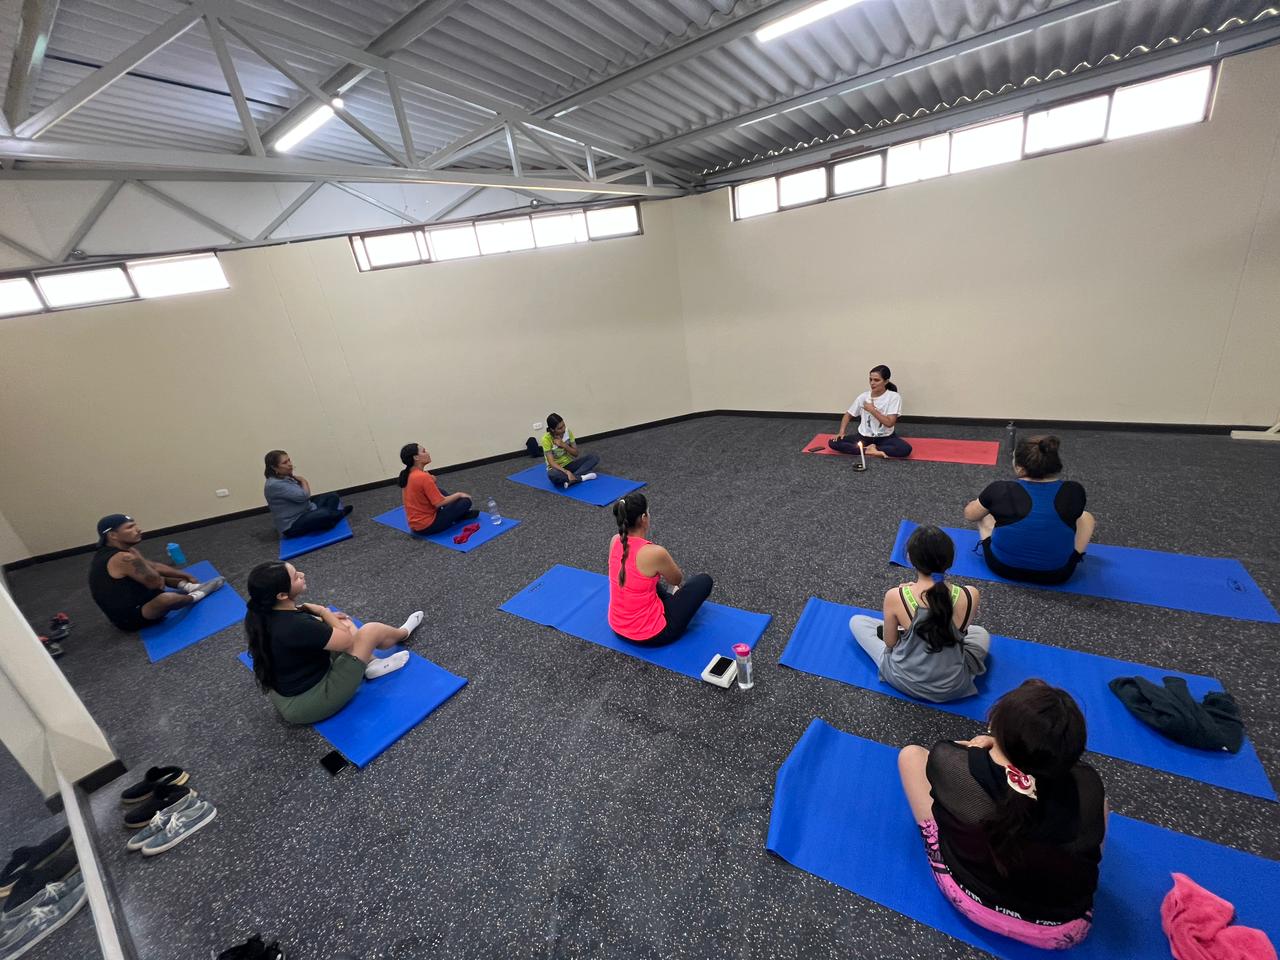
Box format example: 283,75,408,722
756,0,869,43
274,99,343,153
737,113,778,128
784,97,829,113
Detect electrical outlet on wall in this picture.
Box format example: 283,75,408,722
215,489,230,498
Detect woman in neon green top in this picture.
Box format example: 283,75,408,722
850,524,990,702
542,412,600,489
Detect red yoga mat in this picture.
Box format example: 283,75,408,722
802,433,1000,466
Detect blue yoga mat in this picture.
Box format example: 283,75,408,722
780,598,1275,800
890,520,1279,623
769,719,1280,960
237,610,467,767
279,518,353,561
371,506,519,552
506,464,645,506
140,561,246,663
500,564,771,679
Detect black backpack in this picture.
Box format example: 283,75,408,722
525,437,541,458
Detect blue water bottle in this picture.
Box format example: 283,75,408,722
166,542,187,566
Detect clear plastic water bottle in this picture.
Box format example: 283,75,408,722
732,642,754,691
1006,421,1017,466
486,497,501,525
166,542,186,566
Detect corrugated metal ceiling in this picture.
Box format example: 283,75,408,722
14,0,1280,180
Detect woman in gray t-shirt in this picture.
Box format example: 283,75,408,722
850,525,989,703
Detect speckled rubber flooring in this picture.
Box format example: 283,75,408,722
3,415,1278,960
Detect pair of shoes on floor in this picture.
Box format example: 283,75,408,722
1,838,78,922
0,868,86,960
120,766,190,808
0,829,71,900
121,777,215,857
216,933,285,960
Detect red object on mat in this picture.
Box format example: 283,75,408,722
802,433,1000,466
1162,872,1277,960
452,522,482,545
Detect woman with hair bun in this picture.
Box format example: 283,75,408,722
397,443,479,535
849,524,989,703
897,679,1107,949
829,364,913,459
607,492,713,647
963,435,1095,585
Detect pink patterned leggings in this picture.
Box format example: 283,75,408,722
919,820,1093,950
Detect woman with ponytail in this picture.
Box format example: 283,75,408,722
897,680,1106,949
607,492,714,646
243,561,424,724
829,364,913,459
964,435,1095,585
398,443,479,535
849,524,989,702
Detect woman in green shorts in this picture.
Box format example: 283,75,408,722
243,561,424,724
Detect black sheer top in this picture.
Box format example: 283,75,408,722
927,741,1106,922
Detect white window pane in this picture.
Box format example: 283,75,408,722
585,204,640,239
1107,66,1212,141
428,224,480,261
917,134,949,180
832,154,883,194
0,278,44,316
351,237,372,271
36,267,133,308
949,116,1024,174
126,253,229,299
734,178,778,219
476,220,509,255
1025,96,1109,154
361,231,423,267
885,141,919,186
532,212,588,248
778,168,827,207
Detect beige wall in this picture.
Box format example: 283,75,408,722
0,510,29,568
4,48,1280,559
0,202,691,556
673,46,1280,427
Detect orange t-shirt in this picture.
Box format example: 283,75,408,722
403,470,446,531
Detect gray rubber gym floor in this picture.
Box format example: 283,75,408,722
4,415,1278,960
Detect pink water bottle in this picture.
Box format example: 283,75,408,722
732,642,754,690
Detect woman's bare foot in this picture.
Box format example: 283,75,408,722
864,445,889,459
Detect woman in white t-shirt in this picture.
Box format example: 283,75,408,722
829,364,913,459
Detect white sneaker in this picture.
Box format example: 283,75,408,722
579,472,597,481
364,650,410,679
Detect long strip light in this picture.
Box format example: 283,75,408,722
273,99,343,153
756,0,870,43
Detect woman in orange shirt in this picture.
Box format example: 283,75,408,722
397,443,479,535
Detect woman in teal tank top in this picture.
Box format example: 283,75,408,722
850,525,990,703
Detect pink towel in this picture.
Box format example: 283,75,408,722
1162,872,1277,960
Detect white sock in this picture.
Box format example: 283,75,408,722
580,472,597,481
399,611,424,637
180,582,199,594
364,650,410,679
188,590,206,602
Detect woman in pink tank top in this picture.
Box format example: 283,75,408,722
607,493,714,646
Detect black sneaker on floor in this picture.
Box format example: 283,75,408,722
0,845,79,921
217,934,286,960
119,766,190,806
0,828,71,898
122,783,195,829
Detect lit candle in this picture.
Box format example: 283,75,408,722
858,440,866,470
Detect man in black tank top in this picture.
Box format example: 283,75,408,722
87,514,226,631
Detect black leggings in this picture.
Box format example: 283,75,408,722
981,538,1084,586
284,494,346,538
828,433,913,459
412,496,475,535
622,574,715,647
